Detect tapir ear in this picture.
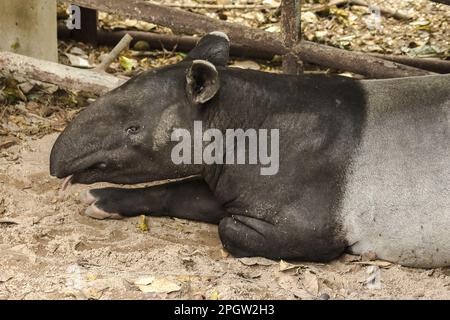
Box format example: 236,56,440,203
186,60,220,105
185,31,230,66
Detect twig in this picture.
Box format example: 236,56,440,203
94,33,133,72
0,219,18,225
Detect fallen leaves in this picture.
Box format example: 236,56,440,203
303,270,320,296
210,290,219,300
365,266,382,290
276,260,325,299
237,270,262,280
277,273,310,299
64,53,92,68
0,273,13,283
402,44,446,58
279,259,308,272
238,257,276,266
137,215,149,232
0,137,18,150
98,12,157,32
135,276,181,294
353,260,393,268
119,56,138,72
81,286,107,300
230,60,261,70
220,248,230,258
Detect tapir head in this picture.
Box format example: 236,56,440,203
50,32,230,184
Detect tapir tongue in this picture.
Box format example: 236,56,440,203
61,175,73,191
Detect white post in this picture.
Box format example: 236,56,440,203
0,0,57,62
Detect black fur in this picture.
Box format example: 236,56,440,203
50,33,366,262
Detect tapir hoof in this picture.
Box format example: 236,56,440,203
84,203,123,220
79,190,97,205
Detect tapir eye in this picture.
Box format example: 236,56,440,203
126,126,140,135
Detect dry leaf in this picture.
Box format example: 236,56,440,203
65,53,92,68
238,257,276,266
210,290,219,300
119,56,138,72
134,276,155,286
137,215,149,232
277,273,309,299
231,60,260,70
0,274,13,283
220,248,230,258
354,260,393,268
85,274,97,282
302,271,319,296
366,266,382,290
81,287,105,300
137,278,181,294
69,47,87,56
279,259,305,272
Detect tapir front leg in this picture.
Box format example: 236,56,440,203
80,178,227,224
219,214,346,262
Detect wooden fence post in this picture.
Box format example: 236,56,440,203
281,0,303,75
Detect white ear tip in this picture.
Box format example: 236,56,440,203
209,31,230,42
192,59,217,70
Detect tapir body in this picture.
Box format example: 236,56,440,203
50,32,450,268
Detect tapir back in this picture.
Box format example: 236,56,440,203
341,75,450,267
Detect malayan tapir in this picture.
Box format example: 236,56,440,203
50,32,450,268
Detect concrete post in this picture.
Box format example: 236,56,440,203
0,0,57,62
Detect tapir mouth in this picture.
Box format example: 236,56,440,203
50,153,110,186
61,162,107,191
50,137,151,185
56,162,108,188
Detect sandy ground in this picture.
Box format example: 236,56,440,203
0,133,449,300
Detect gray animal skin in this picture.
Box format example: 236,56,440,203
343,76,450,267
49,32,450,268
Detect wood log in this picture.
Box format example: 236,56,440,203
0,51,126,95
66,0,434,78
154,3,279,10
59,27,450,75
294,42,435,79
369,53,450,74
67,0,284,59
59,27,277,60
